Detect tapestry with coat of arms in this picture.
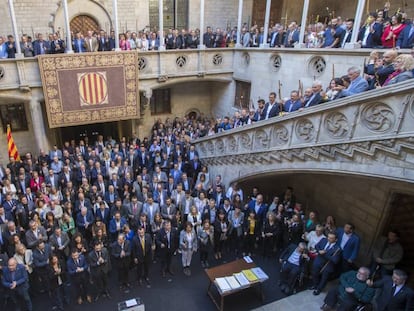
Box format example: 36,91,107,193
38,51,139,128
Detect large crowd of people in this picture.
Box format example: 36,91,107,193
0,2,413,58
0,114,413,311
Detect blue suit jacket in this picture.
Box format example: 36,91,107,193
397,23,414,49
283,100,302,112
2,264,28,288
313,238,342,273
336,228,360,261
247,200,268,223
358,23,383,48
340,76,368,97
108,217,127,235
66,254,88,275
76,210,94,229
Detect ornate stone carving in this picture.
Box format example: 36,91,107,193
176,55,187,68
270,54,282,71
272,125,289,145
206,141,215,155
215,139,224,154
0,66,5,81
212,54,223,65
295,119,314,142
227,136,238,153
254,129,270,150
325,112,349,138
239,133,252,150
361,103,395,132
308,56,326,77
242,52,250,66
138,57,148,71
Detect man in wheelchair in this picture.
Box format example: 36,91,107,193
321,267,375,311
279,242,309,295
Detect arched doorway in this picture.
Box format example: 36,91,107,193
70,15,100,35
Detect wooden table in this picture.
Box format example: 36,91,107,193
204,259,266,311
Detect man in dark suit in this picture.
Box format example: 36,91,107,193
279,242,309,295
49,226,70,260
358,13,383,48
336,223,360,273
1,258,32,311
262,92,280,120
111,233,131,290
88,241,111,301
67,249,91,304
303,81,324,108
32,240,52,293
368,269,414,311
32,33,50,55
283,90,302,113
132,226,153,285
311,232,342,295
156,220,178,277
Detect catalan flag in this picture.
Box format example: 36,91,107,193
7,124,21,161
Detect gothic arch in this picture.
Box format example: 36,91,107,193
52,0,112,35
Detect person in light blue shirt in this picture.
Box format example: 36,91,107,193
0,36,8,58
335,66,368,97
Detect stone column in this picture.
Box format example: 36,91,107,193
62,0,73,53
158,0,165,50
7,0,23,57
260,0,271,48
29,93,50,151
295,0,309,48
236,0,243,47
345,0,366,49
112,0,121,50
198,0,205,48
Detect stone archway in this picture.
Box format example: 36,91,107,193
70,15,100,35
53,0,112,35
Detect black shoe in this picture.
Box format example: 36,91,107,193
308,285,316,290
313,289,321,295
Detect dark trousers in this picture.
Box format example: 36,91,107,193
280,261,301,290
7,284,32,311
160,250,174,273
312,265,332,291
51,285,64,310
137,258,150,280
324,286,359,311
244,234,256,254
71,271,89,299
116,258,130,285
91,268,108,295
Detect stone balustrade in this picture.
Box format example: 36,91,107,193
193,79,414,187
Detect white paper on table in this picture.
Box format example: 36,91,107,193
125,299,138,307
225,276,241,289
251,267,269,281
234,272,250,286
243,256,253,263
215,277,232,292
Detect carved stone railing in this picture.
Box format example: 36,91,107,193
193,79,414,186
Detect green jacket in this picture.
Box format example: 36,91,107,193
339,270,375,304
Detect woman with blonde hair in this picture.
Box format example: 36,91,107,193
383,54,414,86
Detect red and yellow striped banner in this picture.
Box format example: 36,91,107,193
7,124,21,161
78,72,108,105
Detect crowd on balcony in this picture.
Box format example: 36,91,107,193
0,115,412,310
0,2,413,58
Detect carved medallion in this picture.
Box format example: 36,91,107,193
295,119,314,142
254,129,269,150
215,139,224,154
239,133,252,150
361,103,395,132
212,54,223,65
206,141,215,155
0,66,4,81
227,136,238,153
272,125,289,145
325,112,349,138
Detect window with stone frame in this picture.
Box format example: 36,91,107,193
234,80,251,110
0,103,29,133
150,88,171,115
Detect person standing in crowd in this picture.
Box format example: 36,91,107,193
67,249,91,304
111,233,131,291
89,241,111,301
156,220,178,278
132,226,152,286
179,222,198,276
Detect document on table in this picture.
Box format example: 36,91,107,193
234,272,250,287
243,255,253,263
125,299,138,307
242,269,259,282
251,267,269,281
215,277,232,292
225,276,241,289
